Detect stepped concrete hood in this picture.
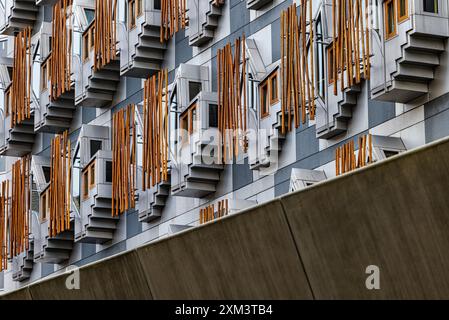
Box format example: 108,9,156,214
3,135,449,300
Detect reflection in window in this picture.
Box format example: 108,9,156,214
72,146,81,212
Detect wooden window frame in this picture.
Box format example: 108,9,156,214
40,189,50,223
385,0,397,40
129,0,137,29
327,46,335,84
179,103,199,144
82,31,90,62
137,0,143,17
260,81,269,118
41,58,49,91
259,70,279,119
90,26,95,52
269,73,279,105
397,0,409,23
5,87,11,117
82,160,96,200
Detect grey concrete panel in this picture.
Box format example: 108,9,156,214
29,250,152,300
0,288,32,300
137,201,313,299
281,137,449,299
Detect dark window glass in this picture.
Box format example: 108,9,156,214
84,9,95,24
154,0,161,10
189,81,202,101
209,104,218,128
90,140,102,158
423,0,438,13
42,166,51,183
105,161,113,183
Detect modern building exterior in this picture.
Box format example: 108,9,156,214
0,0,448,295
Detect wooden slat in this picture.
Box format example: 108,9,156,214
160,0,186,42
112,105,137,216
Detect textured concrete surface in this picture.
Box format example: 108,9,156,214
2,136,449,299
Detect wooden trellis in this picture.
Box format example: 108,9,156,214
160,0,187,42
112,104,137,216
335,134,372,176
331,0,371,95
49,0,73,101
142,70,169,190
217,35,248,163
10,156,31,258
94,0,118,71
0,181,8,272
49,131,72,238
10,27,32,128
280,3,316,133
199,199,228,225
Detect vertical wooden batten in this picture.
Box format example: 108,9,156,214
10,156,31,259
112,105,137,216
10,27,32,128
142,70,169,190
49,131,72,237
94,0,118,71
49,0,73,101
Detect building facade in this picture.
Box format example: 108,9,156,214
0,0,448,294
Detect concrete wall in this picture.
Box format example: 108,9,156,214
3,135,449,299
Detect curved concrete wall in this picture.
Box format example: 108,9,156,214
3,137,449,299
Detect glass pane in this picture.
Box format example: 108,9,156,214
388,2,395,34
423,0,438,13
209,104,218,128
271,76,278,102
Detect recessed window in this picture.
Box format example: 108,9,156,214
105,161,113,183
5,87,11,117
385,0,397,40
180,103,199,144
137,0,143,16
83,170,89,199
129,0,136,29
423,0,438,13
90,26,95,51
83,31,89,61
260,82,269,118
154,0,161,10
327,46,335,84
40,189,50,223
84,8,95,24
259,70,279,118
41,59,48,91
383,150,400,158
188,81,202,101
209,104,218,128
397,0,409,23
89,163,95,189
42,166,51,184
90,139,102,158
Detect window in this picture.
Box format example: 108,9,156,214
137,0,143,16
105,161,113,183
423,0,438,13
83,31,89,61
41,59,48,91
270,73,278,104
154,0,161,10
84,8,95,24
82,161,96,199
42,166,51,184
209,104,218,127
385,0,397,40
90,139,102,158
4,87,11,117
40,189,50,222
397,0,408,23
189,81,202,101
259,70,279,118
180,103,199,144
260,82,269,118
83,170,89,199
327,46,335,84
129,0,136,28
49,36,53,53
180,112,189,144
83,23,95,62
316,15,325,98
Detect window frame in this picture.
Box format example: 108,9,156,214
423,0,439,14
82,160,96,200
83,22,95,63
4,86,11,117
397,0,409,23
129,0,137,29
179,103,200,144
40,188,50,223
385,0,397,40
327,46,335,85
41,58,49,92
259,70,279,119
